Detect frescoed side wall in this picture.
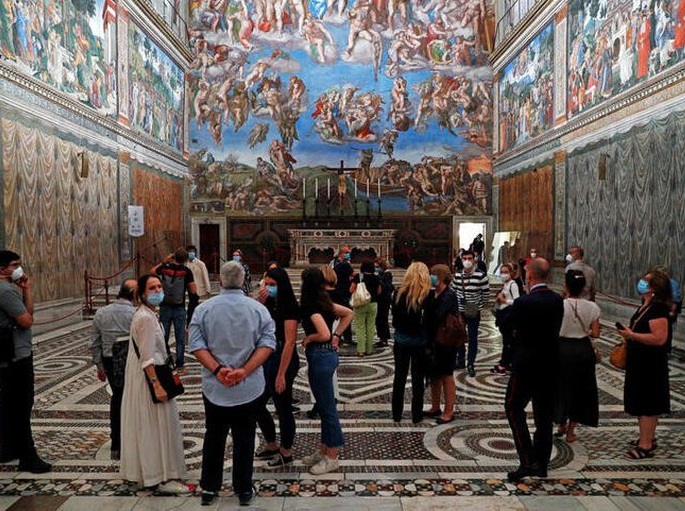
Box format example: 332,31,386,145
128,22,185,151
567,0,685,119
0,0,118,117
498,164,554,261
131,162,185,265
498,23,554,152
1,116,120,302
187,0,495,217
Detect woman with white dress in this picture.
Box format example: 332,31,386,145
120,274,190,493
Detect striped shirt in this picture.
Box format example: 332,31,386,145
449,269,490,312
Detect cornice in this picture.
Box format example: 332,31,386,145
122,0,193,66
494,62,685,175
0,62,188,177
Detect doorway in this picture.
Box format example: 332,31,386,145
458,222,486,251
199,224,220,274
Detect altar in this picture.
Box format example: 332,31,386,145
288,228,398,267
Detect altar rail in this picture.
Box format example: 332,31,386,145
288,228,398,267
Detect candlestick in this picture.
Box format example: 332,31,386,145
315,178,318,198
303,178,306,197
354,178,358,198
366,178,369,197
327,178,330,199
377,178,381,198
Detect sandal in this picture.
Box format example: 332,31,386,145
626,445,655,460
565,432,577,443
554,425,567,438
629,438,657,452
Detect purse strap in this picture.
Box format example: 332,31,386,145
629,304,652,330
570,299,589,334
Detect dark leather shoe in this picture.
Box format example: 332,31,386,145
238,488,256,506
18,458,52,474
467,365,476,377
507,464,546,482
200,490,217,506
0,453,17,463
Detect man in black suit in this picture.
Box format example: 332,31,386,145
505,257,563,482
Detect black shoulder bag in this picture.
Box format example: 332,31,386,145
130,337,184,403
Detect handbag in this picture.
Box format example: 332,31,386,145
609,343,627,369
435,312,467,347
131,337,185,403
350,274,371,308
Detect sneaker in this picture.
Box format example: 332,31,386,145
18,458,52,474
309,455,340,475
255,447,280,460
467,365,476,377
264,452,293,470
200,490,218,506
238,487,256,506
301,450,324,467
490,365,507,375
157,480,192,495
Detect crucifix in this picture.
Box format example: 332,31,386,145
325,159,358,216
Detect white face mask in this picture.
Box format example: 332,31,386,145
501,272,511,281
530,252,537,258
11,266,24,282
565,254,573,263
463,260,474,270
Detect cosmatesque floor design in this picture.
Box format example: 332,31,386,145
2,311,685,510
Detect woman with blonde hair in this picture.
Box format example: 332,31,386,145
391,262,434,423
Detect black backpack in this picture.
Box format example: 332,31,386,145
159,265,187,305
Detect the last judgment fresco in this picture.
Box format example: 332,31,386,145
188,0,495,216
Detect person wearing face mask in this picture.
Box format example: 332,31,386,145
617,270,671,460
374,258,394,348
185,245,212,301
449,250,489,377
232,249,253,296
120,274,191,494
491,263,520,375
0,250,51,473
564,245,597,301
254,268,301,469
349,260,382,357
332,247,354,345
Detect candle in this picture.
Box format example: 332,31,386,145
377,178,381,198
302,178,306,198
327,178,330,199
366,178,369,197
315,178,318,198
354,178,358,198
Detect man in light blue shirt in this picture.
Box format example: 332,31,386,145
189,261,275,507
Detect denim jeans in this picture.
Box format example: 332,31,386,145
457,313,480,367
306,347,344,448
159,305,186,367
353,302,377,354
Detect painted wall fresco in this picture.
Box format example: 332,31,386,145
567,0,685,119
187,0,495,217
498,22,554,152
1,116,119,302
131,162,184,265
0,0,117,117
128,22,185,151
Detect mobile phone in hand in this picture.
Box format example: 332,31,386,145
615,322,626,331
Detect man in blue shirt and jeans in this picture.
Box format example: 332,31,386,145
189,261,276,507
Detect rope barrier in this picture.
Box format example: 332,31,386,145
33,304,85,326
86,258,135,282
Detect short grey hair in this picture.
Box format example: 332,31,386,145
220,261,245,289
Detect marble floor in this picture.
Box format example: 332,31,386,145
2,311,685,510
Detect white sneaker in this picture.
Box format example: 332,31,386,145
301,451,324,467
309,456,339,475
157,480,192,495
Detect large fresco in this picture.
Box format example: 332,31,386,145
128,23,185,151
498,23,554,152
0,0,117,117
568,0,685,119
187,0,495,216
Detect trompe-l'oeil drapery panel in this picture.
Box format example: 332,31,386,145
567,110,685,299
2,119,119,302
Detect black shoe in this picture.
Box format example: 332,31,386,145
306,408,319,420
18,458,52,474
507,464,546,482
292,398,300,405
110,450,120,460
0,453,17,463
456,361,466,369
467,365,476,377
238,487,256,506
265,452,293,470
200,490,218,506
254,447,279,460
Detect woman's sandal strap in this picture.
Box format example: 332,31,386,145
626,446,654,460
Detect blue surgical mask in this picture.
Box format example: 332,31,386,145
188,252,196,261
147,291,165,306
375,268,381,275
636,279,650,295
266,285,277,298
233,255,241,263
344,253,351,260
430,275,438,287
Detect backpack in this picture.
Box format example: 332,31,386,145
159,265,188,305
349,274,371,307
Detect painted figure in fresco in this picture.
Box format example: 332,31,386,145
279,107,300,150
387,0,410,30
389,76,412,131
226,1,255,50
269,139,297,182
344,2,383,80
245,60,272,88
194,80,212,129
302,14,335,63
385,25,424,77
288,76,306,111
637,9,652,79
379,129,398,158
230,81,250,132
248,123,270,147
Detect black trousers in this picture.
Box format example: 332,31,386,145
505,372,554,470
201,394,262,494
375,298,391,341
101,357,124,451
392,342,425,422
0,355,39,463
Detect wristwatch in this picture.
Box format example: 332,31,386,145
213,365,224,376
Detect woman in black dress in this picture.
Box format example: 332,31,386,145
618,269,671,459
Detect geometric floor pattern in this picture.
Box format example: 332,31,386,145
2,311,685,509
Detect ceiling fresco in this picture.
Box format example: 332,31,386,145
187,0,495,216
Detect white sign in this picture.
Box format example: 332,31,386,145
128,206,144,237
